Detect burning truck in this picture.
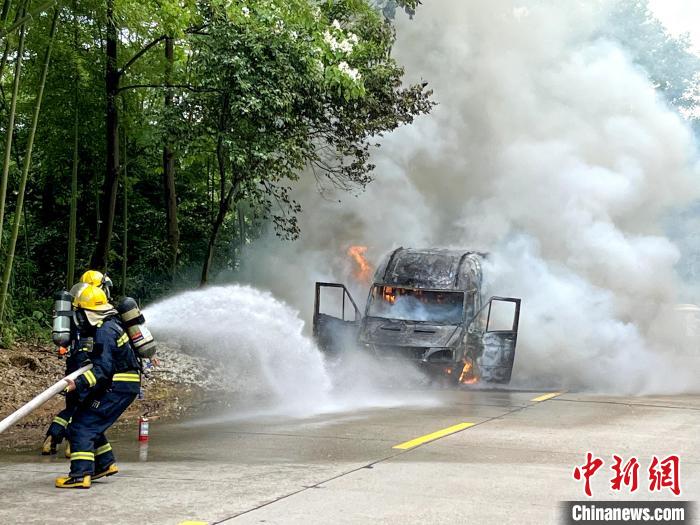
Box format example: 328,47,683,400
313,248,521,384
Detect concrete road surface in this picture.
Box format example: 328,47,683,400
0,389,697,524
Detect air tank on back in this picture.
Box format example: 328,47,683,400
117,297,157,358
52,291,73,347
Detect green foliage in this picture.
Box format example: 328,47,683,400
0,0,432,335
0,291,52,347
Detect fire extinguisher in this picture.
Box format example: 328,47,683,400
138,416,149,442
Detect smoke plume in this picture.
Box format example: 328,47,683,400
239,0,700,394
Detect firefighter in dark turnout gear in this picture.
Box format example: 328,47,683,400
55,284,141,489
42,282,90,456
43,270,113,456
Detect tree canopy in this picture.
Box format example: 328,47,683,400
0,0,433,343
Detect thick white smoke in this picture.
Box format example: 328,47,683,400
239,1,700,394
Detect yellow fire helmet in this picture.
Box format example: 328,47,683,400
72,284,113,312
80,270,106,287
80,269,113,298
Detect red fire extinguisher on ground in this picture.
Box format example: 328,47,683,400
138,416,149,442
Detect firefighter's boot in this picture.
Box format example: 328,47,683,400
93,463,118,480
41,435,57,456
55,475,91,489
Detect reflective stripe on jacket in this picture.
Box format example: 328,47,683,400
74,317,140,396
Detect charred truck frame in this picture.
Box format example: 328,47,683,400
313,248,522,384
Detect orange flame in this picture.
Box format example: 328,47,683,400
459,359,479,385
347,245,372,283
383,286,397,304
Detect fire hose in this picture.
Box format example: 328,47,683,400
0,364,92,435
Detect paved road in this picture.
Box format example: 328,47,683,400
0,389,698,524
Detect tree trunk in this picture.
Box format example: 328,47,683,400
200,93,231,286
67,92,78,287
201,182,239,287
201,207,222,287
67,1,79,289
238,203,245,252
206,156,212,222
0,2,28,250
163,36,179,278
121,124,128,296
0,8,58,320
91,0,119,271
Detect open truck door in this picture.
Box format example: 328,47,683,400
313,282,362,354
475,297,521,384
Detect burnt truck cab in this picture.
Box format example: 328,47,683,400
313,248,522,384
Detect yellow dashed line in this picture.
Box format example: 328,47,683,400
392,422,475,450
531,392,563,402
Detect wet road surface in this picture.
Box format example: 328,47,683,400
0,389,698,524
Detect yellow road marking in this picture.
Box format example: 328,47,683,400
531,392,562,402
392,422,475,450
178,522,208,525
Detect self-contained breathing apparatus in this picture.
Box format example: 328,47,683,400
115,297,157,359
52,285,157,359
51,291,73,348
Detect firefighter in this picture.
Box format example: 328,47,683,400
55,284,141,489
42,271,113,456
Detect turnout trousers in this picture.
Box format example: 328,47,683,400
67,390,137,477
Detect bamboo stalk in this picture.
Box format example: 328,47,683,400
67,84,78,288
0,1,27,250
67,0,79,288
